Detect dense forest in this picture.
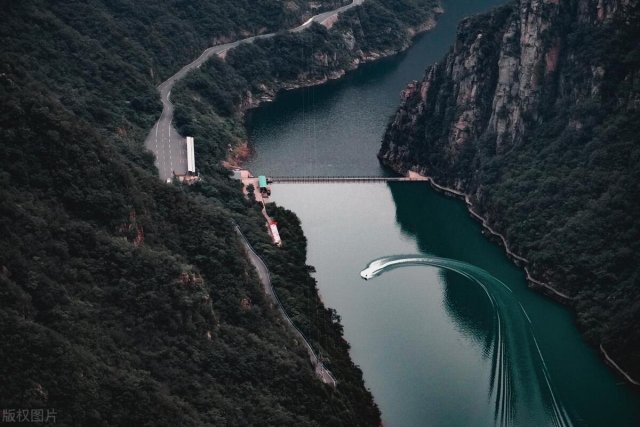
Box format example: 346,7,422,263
171,0,439,162
0,0,438,424
1,0,349,169
380,0,640,379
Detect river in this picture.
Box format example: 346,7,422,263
244,0,640,425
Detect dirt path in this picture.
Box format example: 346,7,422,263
233,224,337,387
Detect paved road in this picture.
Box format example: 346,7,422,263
234,225,337,387
145,0,365,181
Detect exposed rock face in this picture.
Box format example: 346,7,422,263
381,0,637,175
380,0,640,380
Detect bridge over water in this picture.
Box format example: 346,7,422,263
269,176,429,183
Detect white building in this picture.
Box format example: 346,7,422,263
186,136,196,174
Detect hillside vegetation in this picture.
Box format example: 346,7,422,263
380,0,640,378
172,0,439,171
0,1,391,425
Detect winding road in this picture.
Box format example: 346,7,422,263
234,224,337,387
145,0,365,181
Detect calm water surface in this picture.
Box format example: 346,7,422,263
246,0,506,176
245,0,640,425
272,185,640,426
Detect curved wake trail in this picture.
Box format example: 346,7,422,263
361,255,573,427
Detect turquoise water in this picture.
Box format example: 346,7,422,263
244,0,640,424
270,185,640,426
245,0,507,177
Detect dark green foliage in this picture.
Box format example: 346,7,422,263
335,0,429,52
171,0,437,187
380,0,640,377
172,57,249,176
0,0,384,425
1,0,347,172
236,205,380,426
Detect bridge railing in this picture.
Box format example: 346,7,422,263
269,175,427,183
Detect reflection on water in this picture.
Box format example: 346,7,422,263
361,254,573,426
245,0,509,177
269,183,640,426
244,0,640,420
441,269,493,352
386,183,640,426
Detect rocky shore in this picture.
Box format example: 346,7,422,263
379,0,640,383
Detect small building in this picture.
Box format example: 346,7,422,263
258,175,268,189
258,175,271,198
186,136,196,174
168,136,199,185
231,169,242,180
268,220,282,246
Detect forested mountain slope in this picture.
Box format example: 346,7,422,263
2,0,348,169
0,1,388,425
172,0,440,170
380,0,640,379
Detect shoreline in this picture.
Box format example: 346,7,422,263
232,13,441,117
408,170,640,387
217,0,639,395
223,12,441,168
600,344,640,387
234,223,337,387
407,171,573,303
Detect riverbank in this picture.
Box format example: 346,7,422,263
221,11,440,169
601,345,640,387
170,0,442,177
234,223,337,387
221,8,443,167
235,203,382,422
235,11,442,113
407,171,573,303
407,172,640,387
378,0,640,384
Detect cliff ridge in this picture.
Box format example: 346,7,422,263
380,0,640,380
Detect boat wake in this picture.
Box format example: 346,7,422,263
361,255,573,427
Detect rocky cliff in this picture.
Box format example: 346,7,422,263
380,0,640,381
